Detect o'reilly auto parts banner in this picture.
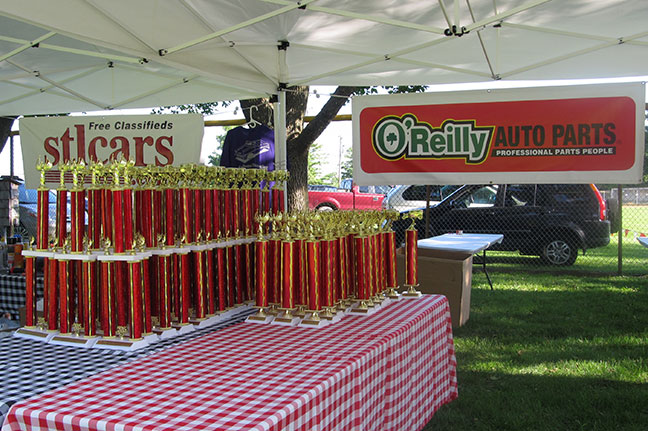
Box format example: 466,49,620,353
20,114,203,188
352,83,645,186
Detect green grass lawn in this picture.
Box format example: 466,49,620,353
423,271,648,431
474,204,648,276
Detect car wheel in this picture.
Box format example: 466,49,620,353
316,204,336,212
541,238,578,266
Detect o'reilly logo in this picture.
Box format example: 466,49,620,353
372,114,494,164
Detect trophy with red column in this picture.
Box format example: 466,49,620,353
172,165,194,333
202,167,218,321
151,233,178,339
402,211,423,298
335,214,352,312
272,213,301,326
15,159,57,342
48,162,101,348
291,213,308,318
346,211,377,315
265,213,282,315
382,210,401,300
188,165,210,327
241,169,255,304
246,213,274,323
300,214,327,328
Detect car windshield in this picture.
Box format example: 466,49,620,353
374,185,392,195
441,184,499,208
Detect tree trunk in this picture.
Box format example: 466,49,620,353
238,85,361,211
287,86,360,210
286,143,309,210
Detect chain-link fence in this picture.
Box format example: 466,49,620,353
382,184,648,276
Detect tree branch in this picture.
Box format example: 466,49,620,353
295,86,362,150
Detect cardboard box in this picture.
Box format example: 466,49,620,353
396,248,472,327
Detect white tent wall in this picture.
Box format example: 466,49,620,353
1,0,648,186
2,0,648,115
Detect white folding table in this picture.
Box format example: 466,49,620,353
418,233,504,290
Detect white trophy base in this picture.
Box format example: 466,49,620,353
94,337,150,351
245,314,274,324
271,313,301,326
219,307,240,318
171,323,195,334
380,297,393,307
200,315,223,327
48,334,99,348
347,302,380,316
188,317,218,329
386,292,402,301
298,314,329,329
143,333,160,344
153,327,179,339
13,327,56,343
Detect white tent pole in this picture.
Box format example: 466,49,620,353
273,91,287,207
6,59,108,109
110,75,200,109
178,0,279,86
162,0,318,56
0,65,104,106
84,0,157,53
259,0,446,35
466,0,497,79
0,31,56,63
0,34,145,64
501,30,648,78
437,0,452,27
465,0,551,32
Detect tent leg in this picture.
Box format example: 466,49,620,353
273,91,288,208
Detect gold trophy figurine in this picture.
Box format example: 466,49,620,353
35,157,53,188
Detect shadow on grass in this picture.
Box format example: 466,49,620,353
424,371,648,431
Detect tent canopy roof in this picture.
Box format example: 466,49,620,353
0,0,647,115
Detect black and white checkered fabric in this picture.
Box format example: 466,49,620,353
0,308,253,424
0,275,44,320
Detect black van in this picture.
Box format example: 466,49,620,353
394,184,612,266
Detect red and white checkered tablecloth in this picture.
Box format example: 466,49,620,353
2,295,457,431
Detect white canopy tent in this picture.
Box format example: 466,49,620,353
1,0,648,170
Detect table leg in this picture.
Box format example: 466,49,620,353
482,250,494,290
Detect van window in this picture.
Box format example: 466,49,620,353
457,185,499,207
504,184,536,207
402,185,428,201
540,184,591,207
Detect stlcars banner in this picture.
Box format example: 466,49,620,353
352,83,645,185
20,114,203,188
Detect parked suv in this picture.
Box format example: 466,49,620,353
382,184,460,212
394,184,612,266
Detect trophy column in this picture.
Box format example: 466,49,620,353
402,213,423,298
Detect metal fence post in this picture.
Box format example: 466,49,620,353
618,185,623,276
